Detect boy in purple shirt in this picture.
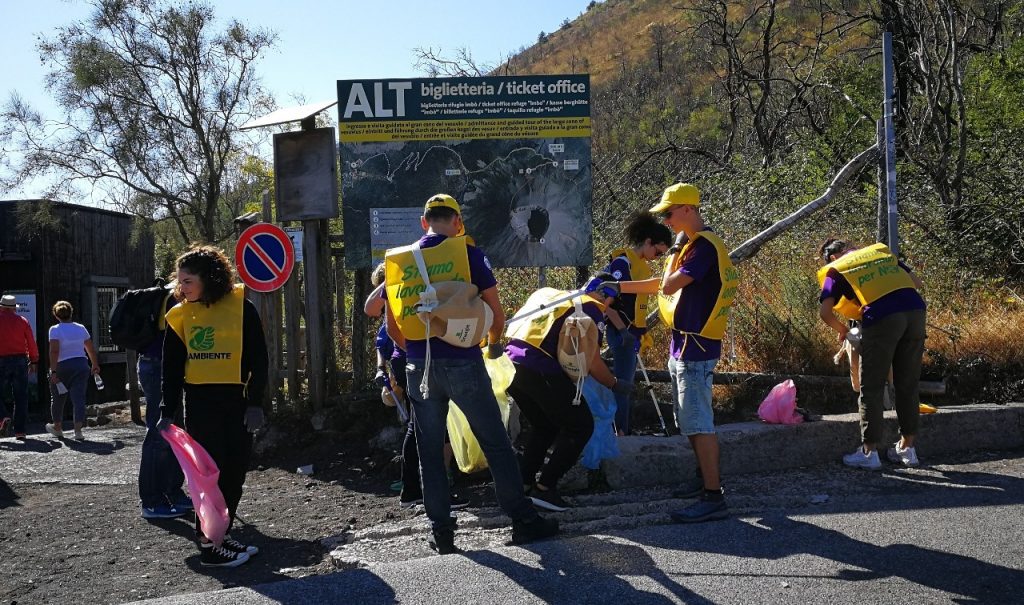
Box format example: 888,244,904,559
505,278,628,511
817,238,926,470
383,194,557,554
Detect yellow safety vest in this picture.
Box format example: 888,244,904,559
384,236,472,341
657,231,739,340
608,247,653,329
506,288,606,355
165,284,245,385
816,243,917,320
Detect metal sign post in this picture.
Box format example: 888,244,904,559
882,31,899,256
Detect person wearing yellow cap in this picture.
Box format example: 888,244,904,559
650,183,739,523
383,193,558,554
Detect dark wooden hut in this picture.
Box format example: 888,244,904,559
0,200,154,415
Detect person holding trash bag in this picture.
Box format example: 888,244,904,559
646,183,739,523
599,212,673,435
158,245,268,568
383,194,558,555
817,238,926,470
505,277,626,511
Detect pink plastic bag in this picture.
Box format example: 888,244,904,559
160,423,230,545
757,379,803,425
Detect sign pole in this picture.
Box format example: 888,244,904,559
882,31,899,256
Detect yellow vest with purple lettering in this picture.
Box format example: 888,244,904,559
816,243,916,320
656,231,739,340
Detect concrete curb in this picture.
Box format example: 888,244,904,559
565,403,1024,491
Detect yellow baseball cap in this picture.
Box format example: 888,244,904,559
424,193,461,214
649,183,700,214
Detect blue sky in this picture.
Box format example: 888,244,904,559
1,0,594,198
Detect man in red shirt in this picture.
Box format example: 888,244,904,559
0,295,40,440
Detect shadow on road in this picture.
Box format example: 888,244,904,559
467,535,714,605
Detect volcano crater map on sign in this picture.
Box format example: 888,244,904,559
342,137,592,268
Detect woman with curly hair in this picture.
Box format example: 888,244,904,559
599,211,673,435
158,244,268,568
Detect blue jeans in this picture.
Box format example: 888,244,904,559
669,356,718,435
405,356,537,531
607,328,639,434
137,357,185,507
49,356,90,426
0,356,29,434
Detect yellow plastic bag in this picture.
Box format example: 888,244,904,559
446,354,516,474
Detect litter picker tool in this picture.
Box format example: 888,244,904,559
635,352,669,436
506,286,589,326
381,372,410,423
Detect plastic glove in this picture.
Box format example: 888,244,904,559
486,342,504,359
244,407,265,433
155,417,174,433
373,367,388,388
612,379,634,399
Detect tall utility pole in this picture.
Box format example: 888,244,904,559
882,31,899,256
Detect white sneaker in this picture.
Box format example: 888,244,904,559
73,429,85,441
887,443,919,467
843,447,881,470
45,423,64,439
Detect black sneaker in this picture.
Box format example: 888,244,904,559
528,486,570,512
222,534,259,555
449,491,470,510
200,542,250,567
428,527,459,555
511,515,559,545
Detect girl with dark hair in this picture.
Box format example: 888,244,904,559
158,244,268,567
599,212,673,435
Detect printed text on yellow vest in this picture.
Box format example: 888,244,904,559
165,284,245,384
656,231,739,340
384,237,473,342
815,243,916,321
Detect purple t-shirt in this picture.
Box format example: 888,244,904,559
669,237,723,361
602,255,645,338
402,233,497,360
506,299,606,375
819,261,925,327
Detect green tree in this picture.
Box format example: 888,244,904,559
0,0,276,244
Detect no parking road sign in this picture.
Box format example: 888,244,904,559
235,223,295,292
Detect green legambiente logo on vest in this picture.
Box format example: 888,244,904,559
188,326,232,360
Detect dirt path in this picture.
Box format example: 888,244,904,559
0,414,434,605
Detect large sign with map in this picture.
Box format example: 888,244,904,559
337,75,592,269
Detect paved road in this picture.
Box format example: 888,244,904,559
129,451,1024,605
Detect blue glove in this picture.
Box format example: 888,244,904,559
612,379,634,399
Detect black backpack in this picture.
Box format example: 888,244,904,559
108,286,174,350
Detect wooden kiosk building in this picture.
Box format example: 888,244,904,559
0,200,154,414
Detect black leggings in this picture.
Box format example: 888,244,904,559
507,364,594,489
184,385,252,538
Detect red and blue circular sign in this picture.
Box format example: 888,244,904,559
235,223,295,292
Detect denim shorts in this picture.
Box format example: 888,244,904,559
669,356,718,435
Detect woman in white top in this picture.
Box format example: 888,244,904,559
46,301,101,440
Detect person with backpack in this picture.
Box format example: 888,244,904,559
504,276,628,511
599,212,673,435
158,245,268,567
132,279,191,519
44,301,101,441
383,193,558,554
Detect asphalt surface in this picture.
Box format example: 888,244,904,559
128,451,1024,605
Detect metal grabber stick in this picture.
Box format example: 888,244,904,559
635,352,668,436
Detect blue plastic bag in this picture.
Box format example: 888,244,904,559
581,377,619,469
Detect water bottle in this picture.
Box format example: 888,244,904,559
845,326,862,352
56,381,68,395
94,374,105,390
